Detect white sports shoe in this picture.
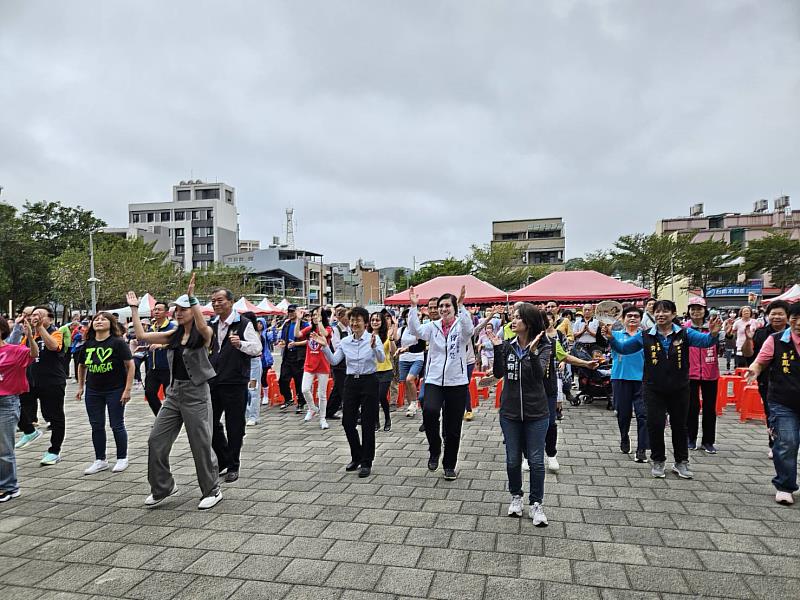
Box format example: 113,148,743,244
84,460,109,475
112,458,129,473
198,490,223,510
320,419,329,430
530,502,548,527
776,491,795,506
246,419,257,426
508,495,523,517
522,459,530,472
304,410,315,422
406,401,418,417
545,456,560,473
145,486,179,506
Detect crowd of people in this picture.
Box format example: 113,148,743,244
1,284,797,525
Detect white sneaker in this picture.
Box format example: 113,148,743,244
776,491,795,506
530,502,548,527
768,448,774,459
320,419,329,430
508,495,523,517
406,402,417,418
198,490,223,510
112,458,129,473
145,486,179,506
84,460,109,475
260,399,269,406
304,410,315,422
522,459,530,472
246,419,257,426
545,456,560,473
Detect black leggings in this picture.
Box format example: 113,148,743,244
375,371,392,428
688,379,717,446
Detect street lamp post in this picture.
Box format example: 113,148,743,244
88,230,99,315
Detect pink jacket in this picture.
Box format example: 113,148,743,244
683,321,720,381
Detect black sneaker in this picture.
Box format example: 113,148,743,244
279,402,291,410
620,436,631,454
688,440,697,451
443,469,457,481
702,443,717,454
418,422,425,432
634,449,647,463
384,422,392,432
358,466,371,478
0,489,20,503
224,471,239,483
427,455,440,471
295,406,303,414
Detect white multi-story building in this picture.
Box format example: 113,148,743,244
128,180,239,270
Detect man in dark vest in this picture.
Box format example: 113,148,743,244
606,300,721,481
209,289,262,483
747,302,800,506
143,300,176,416
278,305,307,413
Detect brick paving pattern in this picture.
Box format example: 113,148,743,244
1,379,796,600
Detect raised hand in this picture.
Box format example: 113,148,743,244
409,287,418,307
309,332,327,346
295,308,305,321
126,291,140,308
371,333,377,348
187,272,196,297
528,331,545,352
457,285,466,306
709,315,722,336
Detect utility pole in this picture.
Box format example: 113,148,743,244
88,230,99,315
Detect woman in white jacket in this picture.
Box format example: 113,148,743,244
408,285,473,480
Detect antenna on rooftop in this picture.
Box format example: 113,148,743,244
285,208,295,249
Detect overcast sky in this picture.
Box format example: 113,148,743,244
2,1,798,268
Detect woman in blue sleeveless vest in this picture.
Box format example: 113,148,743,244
606,300,721,480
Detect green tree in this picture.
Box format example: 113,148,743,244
410,257,473,286
564,250,617,276
470,242,533,290
194,263,257,299
19,200,106,258
675,234,741,297
0,202,52,307
745,232,800,291
613,233,677,298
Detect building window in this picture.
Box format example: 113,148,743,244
529,250,563,264
500,233,522,240
174,228,184,238
131,213,140,223
730,228,745,247
193,244,203,253
175,244,184,255
196,188,220,200
176,190,190,201
205,227,214,236
192,210,200,220
175,210,185,220
206,209,213,219
160,211,170,222
146,212,154,223
192,227,201,236
709,216,724,229
527,230,559,239
206,243,214,254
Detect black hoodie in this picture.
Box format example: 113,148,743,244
493,338,549,421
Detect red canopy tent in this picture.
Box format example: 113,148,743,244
384,275,507,305
510,271,650,302
762,284,800,305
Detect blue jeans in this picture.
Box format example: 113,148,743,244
545,393,558,457
84,387,128,460
613,379,649,451
0,395,20,493
499,415,549,504
768,401,800,493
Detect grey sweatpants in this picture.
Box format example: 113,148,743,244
148,379,219,499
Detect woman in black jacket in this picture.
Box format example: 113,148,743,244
490,303,550,526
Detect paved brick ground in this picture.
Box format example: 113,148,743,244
1,379,797,600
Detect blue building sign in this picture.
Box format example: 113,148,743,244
705,280,763,298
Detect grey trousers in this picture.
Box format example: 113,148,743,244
148,379,219,499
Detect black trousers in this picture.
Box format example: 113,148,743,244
211,383,248,473
423,383,468,470
279,358,305,407
326,367,346,417
19,384,66,455
342,374,379,466
688,379,718,446
145,368,171,416
375,370,393,428
645,384,689,463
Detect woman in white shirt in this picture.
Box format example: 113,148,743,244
395,308,425,417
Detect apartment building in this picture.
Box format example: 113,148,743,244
491,217,566,268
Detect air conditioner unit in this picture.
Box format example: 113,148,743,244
753,199,768,213
690,203,704,217
775,195,791,210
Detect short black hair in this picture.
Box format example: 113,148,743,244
0,316,10,340
789,303,800,318
153,300,169,310
622,306,643,318
350,306,369,324
653,299,677,314
767,300,791,316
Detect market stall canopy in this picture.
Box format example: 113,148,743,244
233,297,270,316
384,275,507,305
276,299,290,312
200,302,214,316
257,298,285,315
510,271,650,302
763,283,800,305
106,292,158,320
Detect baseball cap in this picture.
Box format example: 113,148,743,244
171,295,192,308
287,304,298,312
688,297,707,307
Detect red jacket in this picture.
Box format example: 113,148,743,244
683,321,720,381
